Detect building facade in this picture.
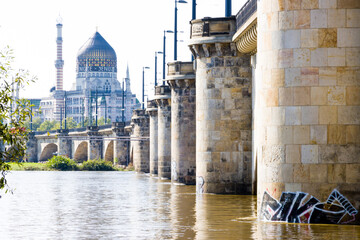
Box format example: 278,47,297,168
35,19,140,125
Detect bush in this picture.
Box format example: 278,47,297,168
80,159,116,171
46,156,78,171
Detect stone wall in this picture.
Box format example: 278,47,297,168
167,61,196,185
189,17,253,194
147,100,159,175
87,126,102,160
256,0,360,222
155,85,172,179
130,109,150,173
112,122,129,165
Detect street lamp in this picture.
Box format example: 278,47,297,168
225,0,232,17
122,78,125,122
174,0,187,61
163,30,174,80
155,51,163,87
142,66,150,109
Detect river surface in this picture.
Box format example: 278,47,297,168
0,171,359,239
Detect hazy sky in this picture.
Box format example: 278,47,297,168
0,0,246,100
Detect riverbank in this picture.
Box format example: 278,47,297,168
8,162,134,171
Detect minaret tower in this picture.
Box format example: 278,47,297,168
54,15,65,121
125,64,132,121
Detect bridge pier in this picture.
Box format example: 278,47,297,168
154,85,172,179
112,122,129,166
25,132,38,162
57,129,72,159
146,100,159,176
130,109,150,173
256,0,360,222
87,126,103,160
167,61,196,185
189,17,253,194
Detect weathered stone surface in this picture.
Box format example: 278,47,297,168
154,86,172,179
167,61,196,185
146,100,159,175
190,17,252,194
130,109,150,173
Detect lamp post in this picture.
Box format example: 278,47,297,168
142,66,150,109
174,0,187,61
155,51,163,87
163,30,174,81
122,78,125,122
225,0,232,17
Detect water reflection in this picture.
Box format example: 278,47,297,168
0,172,359,239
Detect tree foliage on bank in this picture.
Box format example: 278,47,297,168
0,46,36,196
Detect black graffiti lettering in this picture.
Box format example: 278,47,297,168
260,191,281,221
327,189,358,216
271,192,297,221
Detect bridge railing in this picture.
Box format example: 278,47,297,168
33,122,131,135
235,0,257,29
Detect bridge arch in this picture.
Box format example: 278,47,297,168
74,141,88,163
104,140,114,163
39,143,58,161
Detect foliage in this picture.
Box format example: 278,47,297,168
0,46,36,196
37,120,57,131
9,162,48,171
46,155,78,171
97,117,111,126
24,117,42,131
64,117,77,129
80,159,116,171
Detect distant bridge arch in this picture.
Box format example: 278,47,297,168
104,140,114,162
39,143,58,161
74,141,88,163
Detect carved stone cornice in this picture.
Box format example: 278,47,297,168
189,17,237,58
155,98,171,108
232,12,257,55
167,78,195,89
131,109,149,124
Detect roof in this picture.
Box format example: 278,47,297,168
77,31,116,61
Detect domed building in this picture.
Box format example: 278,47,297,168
39,23,140,125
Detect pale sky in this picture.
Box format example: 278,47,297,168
0,0,246,101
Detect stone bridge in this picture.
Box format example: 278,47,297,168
25,122,145,165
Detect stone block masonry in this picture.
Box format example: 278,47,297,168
112,122,129,165
189,17,253,194
255,0,360,223
154,85,172,179
87,126,102,160
130,109,150,173
167,61,196,185
146,100,159,175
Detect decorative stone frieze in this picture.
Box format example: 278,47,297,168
167,61,196,185
130,109,150,173
146,100,159,175
154,85,172,179
189,17,253,194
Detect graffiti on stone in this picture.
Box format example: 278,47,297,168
260,189,359,225
171,161,178,181
196,176,204,194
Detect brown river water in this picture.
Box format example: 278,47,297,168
0,171,359,239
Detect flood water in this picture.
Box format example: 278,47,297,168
0,171,359,239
